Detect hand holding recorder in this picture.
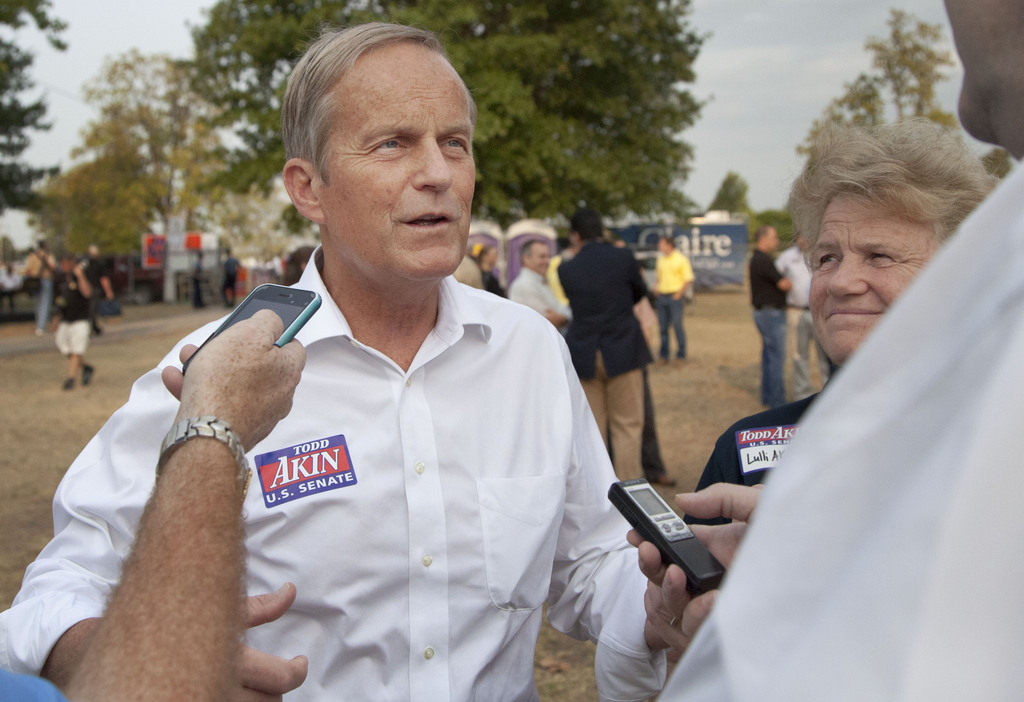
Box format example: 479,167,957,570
616,480,760,665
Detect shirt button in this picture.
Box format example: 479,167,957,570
414,461,426,475
424,647,435,660
421,555,433,567
405,377,412,388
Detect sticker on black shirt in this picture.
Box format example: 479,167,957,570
735,425,798,475
255,434,357,508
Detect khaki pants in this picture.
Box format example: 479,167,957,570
581,352,644,481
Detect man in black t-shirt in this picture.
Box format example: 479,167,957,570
84,245,114,334
55,254,95,390
749,226,791,408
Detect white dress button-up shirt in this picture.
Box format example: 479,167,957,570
509,267,573,323
1,260,663,701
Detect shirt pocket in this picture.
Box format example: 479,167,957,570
476,473,566,611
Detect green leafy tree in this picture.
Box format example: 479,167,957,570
32,51,225,252
708,171,751,216
209,183,312,260
1,234,18,262
33,141,160,253
79,51,224,234
799,9,956,156
191,0,704,226
981,148,1013,180
0,0,66,214
751,209,794,245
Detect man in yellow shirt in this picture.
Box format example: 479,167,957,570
654,235,694,364
546,234,580,307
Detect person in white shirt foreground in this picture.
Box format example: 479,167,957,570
0,22,668,702
637,1,1024,699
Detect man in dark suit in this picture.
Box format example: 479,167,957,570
559,208,652,480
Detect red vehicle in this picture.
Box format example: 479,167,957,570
103,254,165,304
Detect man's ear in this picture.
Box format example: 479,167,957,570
283,158,326,224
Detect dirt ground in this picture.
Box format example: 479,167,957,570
0,289,816,699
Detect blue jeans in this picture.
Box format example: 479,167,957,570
656,294,686,360
34,278,54,331
753,308,787,407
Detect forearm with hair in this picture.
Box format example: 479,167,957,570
64,438,248,702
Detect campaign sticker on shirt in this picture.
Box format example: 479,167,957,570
735,425,798,475
255,434,357,508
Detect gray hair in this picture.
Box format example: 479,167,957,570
282,22,477,181
789,118,996,247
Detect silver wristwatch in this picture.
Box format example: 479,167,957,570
157,416,252,499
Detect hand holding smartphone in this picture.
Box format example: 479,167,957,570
182,284,321,374
609,478,725,593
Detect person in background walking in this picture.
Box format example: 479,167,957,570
24,240,56,336
84,245,114,335
222,249,241,307
54,253,94,391
192,252,206,309
749,226,791,408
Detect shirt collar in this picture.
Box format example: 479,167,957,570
437,275,493,344
292,247,493,346
518,268,546,284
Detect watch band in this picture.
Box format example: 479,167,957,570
157,416,252,500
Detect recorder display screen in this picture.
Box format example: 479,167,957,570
633,487,667,517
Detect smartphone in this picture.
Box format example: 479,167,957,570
182,284,321,373
608,478,725,593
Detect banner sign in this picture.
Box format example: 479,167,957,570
613,223,749,288
141,234,166,270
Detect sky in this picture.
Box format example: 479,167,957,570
1,0,972,249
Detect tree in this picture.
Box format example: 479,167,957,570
981,148,1013,180
33,143,162,254
0,0,66,214
79,51,224,234
209,183,313,261
32,51,225,252
799,9,956,156
1,234,17,263
708,171,751,216
751,209,793,245
191,0,704,225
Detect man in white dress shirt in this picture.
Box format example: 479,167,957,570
0,23,666,702
774,239,830,399
509,238,572,330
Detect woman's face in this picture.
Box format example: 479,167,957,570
483,247,498,268
809,196,939,366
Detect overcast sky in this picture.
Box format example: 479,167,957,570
1,0,973,248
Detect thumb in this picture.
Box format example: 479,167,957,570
246,582,298,629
